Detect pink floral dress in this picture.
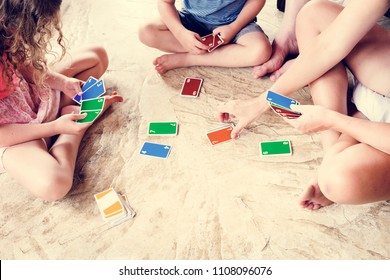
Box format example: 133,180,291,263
0,62,60,125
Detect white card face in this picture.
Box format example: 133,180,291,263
94,188,125,220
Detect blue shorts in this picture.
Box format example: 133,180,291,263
178,10,265,43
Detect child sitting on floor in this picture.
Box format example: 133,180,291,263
0,0,123,201
138,0,272,74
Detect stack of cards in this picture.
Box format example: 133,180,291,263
266,90,301,119
76,97,105,123
201,33,224,52
94,188,136,225
260,140,292,156
148,122,178,136
206,124,234,145
180,77,203,98
73,76,106,104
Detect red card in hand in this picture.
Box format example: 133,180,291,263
207,124,234,145
270,105,301,119
201,34,215,49
201,34,224,52
208,34,224,52
180,77,203,98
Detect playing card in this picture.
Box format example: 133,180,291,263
73,76,100,104
94,188,127,222
82,76,98,92
208,33,224,52
80,97,105,111
206,124,234,145
80,79,106,101
266,90,299,111
148,122,178,136
77,110,101,123
140,142,172,159
94,188,135,225
201,34,215,48
180,77,203,97
260,140,292,156
120,194,136,218
270,105,301,118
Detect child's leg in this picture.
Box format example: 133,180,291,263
153,31,271,74
2,46,123,201
2,97,122,201
295,1,390,209
296,0,348,150
52,45,109,83
300,118,390,209
138,19,188,53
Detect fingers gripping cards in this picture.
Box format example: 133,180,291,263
266,90,301,119
201,33,224,52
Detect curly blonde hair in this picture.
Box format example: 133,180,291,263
0,0,66,91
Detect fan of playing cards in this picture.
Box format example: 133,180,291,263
74,76,107,123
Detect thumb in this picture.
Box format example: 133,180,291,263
72,113,87,121
231,121,246,139
290,104,301,112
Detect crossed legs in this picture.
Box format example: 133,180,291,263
295,0,390,209
139,19,272,74
2,45,123,201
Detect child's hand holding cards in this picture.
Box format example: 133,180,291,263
73,76,106,104
76,97,105,123
266,90,301,119
201,33,224,52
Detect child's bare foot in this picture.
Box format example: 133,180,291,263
153,54,188,74
268,58,295,82
101,91,124,112
299,179,334,210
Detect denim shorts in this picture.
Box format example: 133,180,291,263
178,10,265,43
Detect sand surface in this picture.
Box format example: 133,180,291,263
0,0,389,260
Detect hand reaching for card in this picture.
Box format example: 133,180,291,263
284,105,332,134
217,96,266,139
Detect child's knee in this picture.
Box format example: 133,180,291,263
318,163,360,204
138,22,158,47
90,45,109,73
246,39,272,66
33,172,73,202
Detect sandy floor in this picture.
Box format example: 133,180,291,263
0,0,389,260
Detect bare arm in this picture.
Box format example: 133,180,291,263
229,0,266,33
290,104,390,155
213,0,266,43
0,113,89,147
270,0,390,95
157,0,208,53
158,0,185,37
252,0,309,79
0,122,57,147
18,64,83,99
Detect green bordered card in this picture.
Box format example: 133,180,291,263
76,97,105,123
260,140,292,156
148,122,178,136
